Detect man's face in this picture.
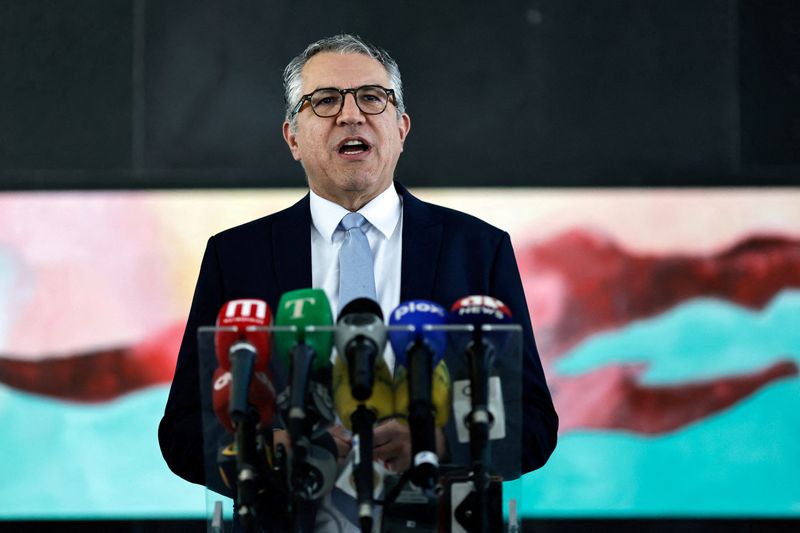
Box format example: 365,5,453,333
283,52,411,209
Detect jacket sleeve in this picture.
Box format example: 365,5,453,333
490,232,559,473
158,237,224,486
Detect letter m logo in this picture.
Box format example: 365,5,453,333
225,299,268,320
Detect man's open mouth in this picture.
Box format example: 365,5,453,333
338,138,371,155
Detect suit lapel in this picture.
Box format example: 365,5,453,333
272,194,313,295
271,185,443,303
398,183,444,302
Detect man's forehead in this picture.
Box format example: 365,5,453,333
301,52,390,90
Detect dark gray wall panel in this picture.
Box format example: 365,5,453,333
739,0,800,173
1,1,798,189
0,0,133,187
141,0,740,187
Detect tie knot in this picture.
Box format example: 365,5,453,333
340,212,368,232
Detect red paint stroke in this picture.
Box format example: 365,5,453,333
555,360,799,434
518,231,800,434
0,323,181,402
521,231,800,359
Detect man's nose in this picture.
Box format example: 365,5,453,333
336,92,365,125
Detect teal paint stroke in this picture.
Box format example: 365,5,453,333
518,378,800,516
0,385,207,519
556,290,800,384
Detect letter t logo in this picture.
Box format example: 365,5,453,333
284,297,316,319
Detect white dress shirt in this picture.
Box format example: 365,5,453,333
309,185,403,372
308,186,403,532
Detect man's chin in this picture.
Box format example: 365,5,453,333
307,171,393,206
337,174,391,195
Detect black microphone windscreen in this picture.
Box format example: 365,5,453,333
338,297,383,322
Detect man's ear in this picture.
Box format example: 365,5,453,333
282,121,302,161
398,113,411,151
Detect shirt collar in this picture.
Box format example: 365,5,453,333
309,185,402,242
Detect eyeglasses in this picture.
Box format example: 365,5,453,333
291,85,397,118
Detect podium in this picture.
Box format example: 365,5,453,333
196,323,523,532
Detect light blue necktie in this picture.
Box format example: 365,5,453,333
335,213,378,527
338,212,377,312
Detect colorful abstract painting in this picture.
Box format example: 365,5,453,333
0,188,798,518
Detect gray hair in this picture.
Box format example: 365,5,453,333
283,34,405,130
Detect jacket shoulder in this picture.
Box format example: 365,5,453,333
398,182,502,232
403,189,507,241
429,202,504,233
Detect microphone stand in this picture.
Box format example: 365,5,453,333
232,407,260,532
288,343,325,533
344,333,380,533
229,344,260,531
466,332,493,533
335,304,386,532
407,340,438,490
351,404,377,533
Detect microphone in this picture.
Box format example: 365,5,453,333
335,298,387,401
212,367,276,433
449,295,513,443
273,288,336,529
273,288,335,443
331,345,395,431
215,299,273,426
333,298,393,533
214,298,274,529
449,295,513,533
388,300,451,489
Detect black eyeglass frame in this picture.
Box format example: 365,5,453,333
290,85,397,118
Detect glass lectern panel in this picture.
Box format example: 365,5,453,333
197,324,523,532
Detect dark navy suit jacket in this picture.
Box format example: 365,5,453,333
159,182,558,486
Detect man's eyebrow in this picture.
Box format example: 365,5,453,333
308,83,385,92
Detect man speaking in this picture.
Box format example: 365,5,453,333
159,33,557,528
